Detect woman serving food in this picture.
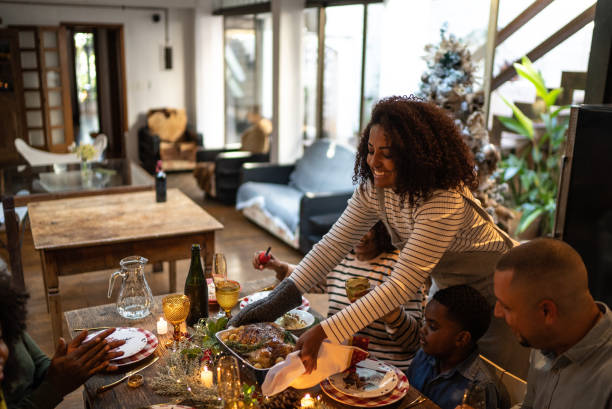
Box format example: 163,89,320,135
231,95,529,378
253,221,424,370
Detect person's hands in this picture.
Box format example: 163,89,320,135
252,251,289,281
296,324,327,374
46,328,126,396
65,328,125,369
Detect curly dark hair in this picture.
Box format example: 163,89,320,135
0,278,29,386
433,285,491,344
354,95,477,205
371,221,395,254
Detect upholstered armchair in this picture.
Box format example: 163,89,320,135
138,108,202,174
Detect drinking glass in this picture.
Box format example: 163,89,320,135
345,277,371,303
461,383,486,409
214,253,227,281
215,280,240,318
162,294,190,347
216,355,241,408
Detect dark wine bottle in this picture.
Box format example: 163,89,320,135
184,244,208,326
155,160,166,202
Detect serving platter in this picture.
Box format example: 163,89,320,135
215,326,298,384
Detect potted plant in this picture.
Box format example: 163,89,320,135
496,57,570,237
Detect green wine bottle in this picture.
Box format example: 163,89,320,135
184,244,209,326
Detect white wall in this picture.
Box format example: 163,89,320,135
271,0,304,165
194,0,225,149
0,1,196,161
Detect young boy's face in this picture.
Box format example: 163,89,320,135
419,299,466,357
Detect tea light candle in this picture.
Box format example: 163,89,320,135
300,393,315,408
200,366,213,388
157,317,168,335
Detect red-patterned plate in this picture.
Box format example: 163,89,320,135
110,328,158,366
239,290,310,311
321,367,409,407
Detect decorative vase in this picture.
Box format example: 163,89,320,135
80,160,93,188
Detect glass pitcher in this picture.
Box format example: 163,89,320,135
108,256,154,319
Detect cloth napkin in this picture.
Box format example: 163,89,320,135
261,340,368,396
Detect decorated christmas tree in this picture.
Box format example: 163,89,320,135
418,25,513,230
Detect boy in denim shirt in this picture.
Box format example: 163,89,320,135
407,285,508,409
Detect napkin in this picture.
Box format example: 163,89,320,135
261,340,368,396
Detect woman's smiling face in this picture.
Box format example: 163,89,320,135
366,124,396,188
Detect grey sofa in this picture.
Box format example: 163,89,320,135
236,139,356,254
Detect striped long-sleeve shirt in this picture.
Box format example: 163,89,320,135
288,181,509,344
323,250,422,370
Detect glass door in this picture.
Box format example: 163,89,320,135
16,26,74,152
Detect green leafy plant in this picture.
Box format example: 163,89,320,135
242,384,258,407
194,316,228,353
497,57,569,236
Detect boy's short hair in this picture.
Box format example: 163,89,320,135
433,285,491,343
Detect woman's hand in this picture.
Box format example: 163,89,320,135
296,324,327,374
252,251,289,281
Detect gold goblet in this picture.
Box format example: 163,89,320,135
215,280,240,319
162,294,190,347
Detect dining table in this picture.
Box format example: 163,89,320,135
64,277,441,409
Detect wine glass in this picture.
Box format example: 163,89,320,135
461,382,486,409
215,280,240,318
345,277,371,303
214,253,227,282
162,294,190,347
216,355,241,408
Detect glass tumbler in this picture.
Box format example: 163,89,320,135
216,355,241,408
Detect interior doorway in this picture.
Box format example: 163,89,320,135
72,31,99,145
64,23,127,158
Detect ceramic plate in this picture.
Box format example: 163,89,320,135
274,308,315,330
85,327,148,361
328,359,399,399
110,328,159,366
321,366,409,407
239,290,310,311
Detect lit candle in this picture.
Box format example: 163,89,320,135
300,393,315,408
157,317,168,335
200,366,213,388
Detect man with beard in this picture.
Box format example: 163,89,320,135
492,238,612,409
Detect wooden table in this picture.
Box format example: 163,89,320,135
1,159,154,292
65,283,440,409
31,188,224,344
